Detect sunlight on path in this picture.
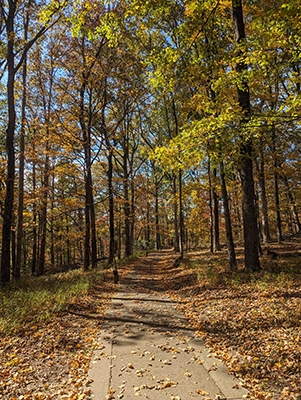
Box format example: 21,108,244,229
88,252,248,400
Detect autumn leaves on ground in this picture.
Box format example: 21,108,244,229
1,244,300,400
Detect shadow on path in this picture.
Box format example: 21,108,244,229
88,252,249,400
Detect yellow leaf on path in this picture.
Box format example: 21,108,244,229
163,380,178,388
196,389,209,395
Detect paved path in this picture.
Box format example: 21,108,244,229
88,252,248,400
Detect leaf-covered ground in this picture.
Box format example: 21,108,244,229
0,262,133,400
1,245,300,399
162,244,301,400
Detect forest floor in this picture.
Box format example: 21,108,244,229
0,260,135,400
165,239,301,400
0,238,300,400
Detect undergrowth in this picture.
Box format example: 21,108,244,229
189,254,301,289
0,268,105,336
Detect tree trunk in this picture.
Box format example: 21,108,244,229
271,126,282,242
155,181,161,251
90,182,97,268
50,179,55,268
208,158,214,253
146,195,151,249
11,214,16,278
256,153,271,243
220,161,237,269
178,169,184,259
15,12,29,279
108,150,115,264
1,1,17,285
123,135,132,257
37,149,49,276
172,172,180,252
31,156,37,275
37,46,55,276
117,211,121,260
212,168,221,252
130,176,135,254
232,0,261,271
282,175,301,233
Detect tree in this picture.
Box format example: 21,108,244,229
232,0,261,271
0,0,62,284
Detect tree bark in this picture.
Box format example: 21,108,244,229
15,9,29,279
155,180,161,251
37,46,55,276
220,161,237,269
212,168,220,252
172,172,180,252
37,147,49,276
80,83,97,269
178,169,184,259
256,152,271,243
107,149,115,264
31,153,37,275
208,157,214,253
123,135,132,257
130,174,135,254
271,126,282,242
232,0,261,271
282,175,301,233
1,1,17,284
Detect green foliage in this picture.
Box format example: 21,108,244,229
39,0,68,24
116,251,145,265
185,249,301,289
0,268,104,336
68,1,122,46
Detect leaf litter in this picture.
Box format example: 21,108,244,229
0,262,134,399
1,248,300,399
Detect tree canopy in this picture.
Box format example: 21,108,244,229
0,0,300,283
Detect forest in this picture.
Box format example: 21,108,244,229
0,0,300,283
0,1,301,399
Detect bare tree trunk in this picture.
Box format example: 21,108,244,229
1,1,17,284
37,46,55,276
282,176,301,233
107,149,115,264
130,176,135,254
123,135,132,257
172,172,180,252
212,168,221,252
271,127,282,243
178,169,184,259
90,182,97,268
256,152,271,243
274,169,282,242
31,156,37,275
37,148,49,276
155,181,161,251
146,194,151,249
208,158,214,253
220,161,237,269
15,10,29,279
11,214,16,278
50,176,55,268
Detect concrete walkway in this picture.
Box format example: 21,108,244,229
88,253,248,400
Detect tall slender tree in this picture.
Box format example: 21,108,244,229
0,0,61,284
232,0,261,271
